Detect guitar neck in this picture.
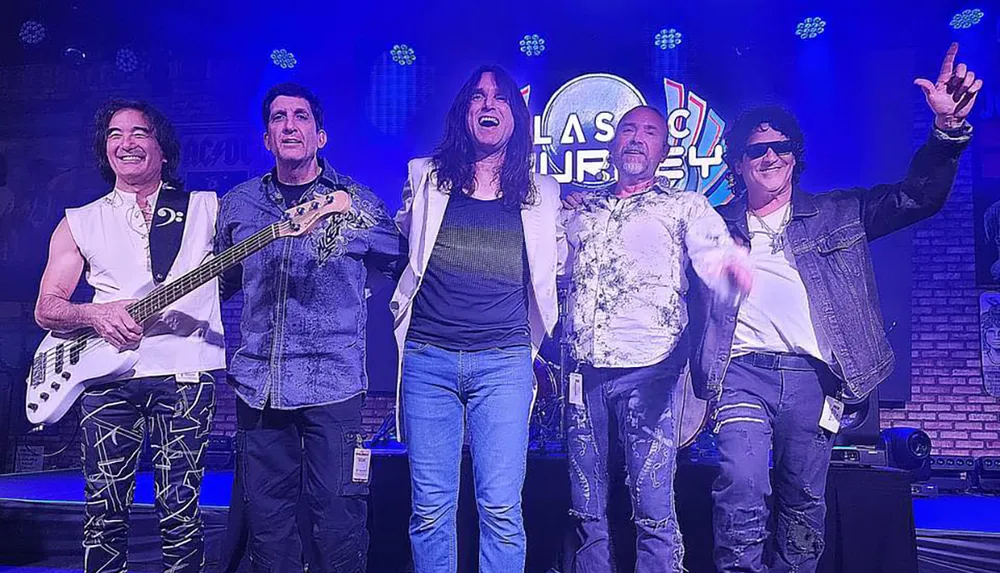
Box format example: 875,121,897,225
127,222,280,324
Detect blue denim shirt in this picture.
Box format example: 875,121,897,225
216,158,407,409
689,129,970,403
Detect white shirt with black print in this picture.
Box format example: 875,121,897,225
563,177,749,368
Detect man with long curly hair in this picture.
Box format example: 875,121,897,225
391,65,566,573
34,99,225,573
691,43,981,572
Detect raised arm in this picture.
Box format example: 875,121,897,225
861,42,980,240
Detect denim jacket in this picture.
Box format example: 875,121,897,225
216,158,407,410
689,129,970,403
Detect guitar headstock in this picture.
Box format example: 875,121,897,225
278,190,352,238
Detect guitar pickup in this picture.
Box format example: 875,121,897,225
54,344,65,374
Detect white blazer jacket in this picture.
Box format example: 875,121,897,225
390,157,567,434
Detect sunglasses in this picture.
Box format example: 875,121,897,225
744,140,797,160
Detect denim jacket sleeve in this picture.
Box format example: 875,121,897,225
858,128,970,241
214,190,244,302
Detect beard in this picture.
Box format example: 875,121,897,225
618,153,649,176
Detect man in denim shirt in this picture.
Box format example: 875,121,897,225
216,83,406,573
688,44,981,572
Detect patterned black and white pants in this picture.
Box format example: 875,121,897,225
80,373,216,573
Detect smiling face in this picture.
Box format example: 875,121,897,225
264,95,327,165
609,106,668,182
105,108,164,187
465,72,514,156
735,123,797,205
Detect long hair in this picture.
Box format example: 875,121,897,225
93,99,182,189
431,65,536,210
722,105,807,197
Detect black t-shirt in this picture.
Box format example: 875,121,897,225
275,179,313,207
407,191,531,351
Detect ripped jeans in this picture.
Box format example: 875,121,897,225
711,353,838,573
566,355,685,573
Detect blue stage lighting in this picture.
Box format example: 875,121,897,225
116,48,139,73
950,9,984,29
270,49,297,69
795,17,827,39
19,21,46,45
654,28,682,50
390,44,416,66
519,34,546,57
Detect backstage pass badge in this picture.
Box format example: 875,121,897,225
352,447,372,483
568,372,584,407
819,396,845,434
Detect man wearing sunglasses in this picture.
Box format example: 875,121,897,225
689,43,981,572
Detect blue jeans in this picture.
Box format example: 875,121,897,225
711,353,838,573
566,356,686,573
401,341,535,573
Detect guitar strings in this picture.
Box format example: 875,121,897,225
32,220,287,382
32,193,350,388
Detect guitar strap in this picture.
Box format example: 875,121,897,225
148,183,191,284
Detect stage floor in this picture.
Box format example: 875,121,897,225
1,466,998,572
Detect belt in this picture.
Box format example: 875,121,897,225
733,351,822,372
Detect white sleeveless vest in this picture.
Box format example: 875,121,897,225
64,188,226,379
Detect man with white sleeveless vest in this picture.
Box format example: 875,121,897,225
34,99,225,573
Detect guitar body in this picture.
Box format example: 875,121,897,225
674,365,709,449
26,332,138,426
24,189,354,427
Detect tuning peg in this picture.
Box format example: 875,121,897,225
296,207,305,215
311,202,319,210
27,403,38,411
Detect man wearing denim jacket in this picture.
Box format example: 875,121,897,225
216,83,406,573
688,44,982,572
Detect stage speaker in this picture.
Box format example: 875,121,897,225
927,455,976,492
835,393,881,446
976,456,1000,492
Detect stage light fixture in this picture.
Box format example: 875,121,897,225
19,21,46,45
654,28,683,50
880,427,932,471
116,48,139,73
270,49,297,69
390,44,416,66
795,17,827,40
950,9,984,29
519,34,546,57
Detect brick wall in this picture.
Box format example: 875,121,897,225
878,101,1000,457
